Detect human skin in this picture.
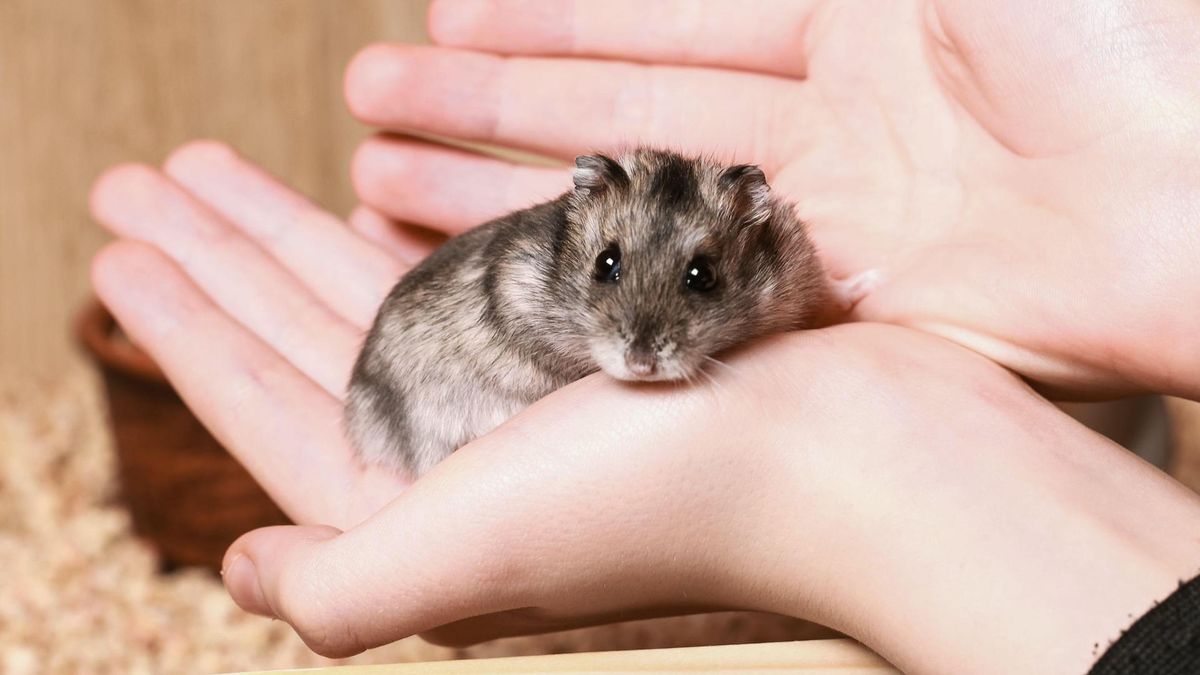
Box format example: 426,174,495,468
90,148,1200,674
86,0,1200,672
345,0,1200,399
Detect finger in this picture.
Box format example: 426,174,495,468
428,0,817,78
222,525,343,620
347,204,445,265
343,44,809,169
352,135,569,234
90,164,362,398
163,141,405,328
222,494,534,658
91,241,402,526
236,527,718,650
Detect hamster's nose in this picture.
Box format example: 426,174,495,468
625,349,658,377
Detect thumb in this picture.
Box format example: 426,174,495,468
222,524,340,619
222,525,366,655
219,461,549,659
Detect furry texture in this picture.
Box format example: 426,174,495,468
346,149,828,477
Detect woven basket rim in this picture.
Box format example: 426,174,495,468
75,298,167,384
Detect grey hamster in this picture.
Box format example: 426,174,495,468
346,148,832,477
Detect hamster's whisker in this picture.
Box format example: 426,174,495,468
695,366,731,412
702,354,739,377
681,368,697,389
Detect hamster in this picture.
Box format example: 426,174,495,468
347,148,839,477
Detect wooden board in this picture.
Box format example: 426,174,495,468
0,0,429,378
229,639,900,675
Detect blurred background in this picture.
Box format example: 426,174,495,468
0,2,830,672
2,1,1198,673
2,0,427,377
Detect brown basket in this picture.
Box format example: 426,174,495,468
76,299,290,572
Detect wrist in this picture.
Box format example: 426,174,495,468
851,407,1195,674
746,338,1200,674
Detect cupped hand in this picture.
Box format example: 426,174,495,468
90,144,1200,675
345,0,1200,399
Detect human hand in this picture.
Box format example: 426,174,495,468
88,144,426,527
89,144,1200,674
344,0,1200,399
219,321,1200,675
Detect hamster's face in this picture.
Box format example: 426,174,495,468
560,150,818,382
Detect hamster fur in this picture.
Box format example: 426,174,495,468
347,148,831,477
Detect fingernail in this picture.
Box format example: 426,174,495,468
223,554,273,617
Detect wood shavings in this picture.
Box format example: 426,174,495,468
0,365,829,673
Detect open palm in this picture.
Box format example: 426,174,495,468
347,0,1200,397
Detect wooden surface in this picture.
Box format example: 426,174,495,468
231,639,900,675
0,0,429,378
1168,397,1200,493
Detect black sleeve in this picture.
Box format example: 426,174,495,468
1089,573,1200,674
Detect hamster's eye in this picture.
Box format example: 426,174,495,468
593,244,622,283
684,256,718,292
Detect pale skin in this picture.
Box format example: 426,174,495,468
87,1,1200,674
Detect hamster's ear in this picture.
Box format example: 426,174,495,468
573,154,630,197
720,164,771,226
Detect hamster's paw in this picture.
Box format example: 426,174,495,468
829,268,882,313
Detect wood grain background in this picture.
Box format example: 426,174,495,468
0,0,430,378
